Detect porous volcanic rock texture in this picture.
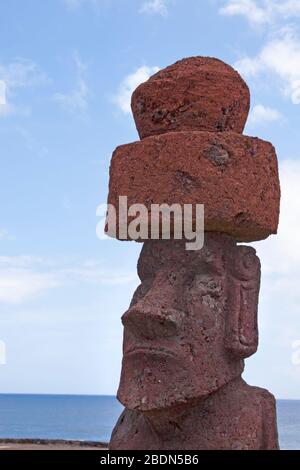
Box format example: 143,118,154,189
106,56,281,450
107,131,280,242
131,57,250,139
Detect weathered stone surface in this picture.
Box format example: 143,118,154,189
109,235,279,450
110,379,278,450
107,56,281,451
131,57,250,139
107,131,280,242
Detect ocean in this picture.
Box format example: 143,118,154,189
0,395,298,450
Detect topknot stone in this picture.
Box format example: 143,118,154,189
131,57,250,139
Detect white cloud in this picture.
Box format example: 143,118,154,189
0,58,47,118
219,0,271,25
0,229,16,241
54,79,89,111
0,103,13,117
0,264,59,304
140,0,168,16
0,256,44,268
235,30,300,104
0,58,47,90
248,104,283,125
219,0,300,26
54,52,89,111
64,0,168,15
63,0,101,10
221,4,300,104
113,65,160,114
277,0,300,17
0,103,31,118
0,256,137,304
64,261,138,286
0,80,6,105
64,0,169,15
233,56,262,77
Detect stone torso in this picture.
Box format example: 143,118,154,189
110,380,279,450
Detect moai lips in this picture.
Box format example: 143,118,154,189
107,57,280,450
107,131,280,242
132,57,250,139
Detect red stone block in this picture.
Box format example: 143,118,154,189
131,57,250,139
107,131,280,242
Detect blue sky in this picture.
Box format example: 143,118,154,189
0,0,300,398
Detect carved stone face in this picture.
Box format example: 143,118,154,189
118,234,260,411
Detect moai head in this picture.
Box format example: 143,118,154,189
118,233,261,411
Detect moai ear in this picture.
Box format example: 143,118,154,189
225,246,261,359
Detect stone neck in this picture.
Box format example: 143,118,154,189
142,376,244,442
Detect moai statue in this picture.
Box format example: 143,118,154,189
106,58,281,450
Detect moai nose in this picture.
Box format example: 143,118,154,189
122,302,183,340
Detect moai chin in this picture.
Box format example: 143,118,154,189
106,57,280,450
